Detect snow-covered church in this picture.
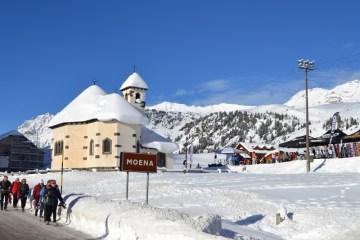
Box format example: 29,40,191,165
49,72,178,170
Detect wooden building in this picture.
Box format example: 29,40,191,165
236,143,275,164
0,130,44,172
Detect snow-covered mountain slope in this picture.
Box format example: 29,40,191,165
285,79,360,108
17,79,360,152
148,101,253,115
17,113,53,148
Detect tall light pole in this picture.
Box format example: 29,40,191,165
298,59,315,173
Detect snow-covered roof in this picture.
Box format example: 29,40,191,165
237,142,274,153
120,72,148,91
141,127,178,154
49,85,149,128
221,147,241,154
0,130,23,141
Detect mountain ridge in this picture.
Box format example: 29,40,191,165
16,79,360,152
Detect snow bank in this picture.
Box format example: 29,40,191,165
63,196,224,240
229,157,360,174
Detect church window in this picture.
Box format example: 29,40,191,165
135,92,141,99
89,139,94,155
102,138,112,154
54,140,64,156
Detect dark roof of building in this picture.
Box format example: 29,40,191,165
0,130,23,141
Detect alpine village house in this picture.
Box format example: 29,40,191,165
49,72,178,170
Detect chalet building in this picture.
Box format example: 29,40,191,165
49,72,178,170
342,129,360,143
280,128,360,159
236,143,275,164
0,130,44,172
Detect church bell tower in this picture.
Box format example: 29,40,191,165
120,72,148,110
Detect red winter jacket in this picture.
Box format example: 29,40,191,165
32,183,42,201
11,181,21,195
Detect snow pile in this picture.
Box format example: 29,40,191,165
49,85,148,128
63,197,224,240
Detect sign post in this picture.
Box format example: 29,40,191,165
126,171,129,200
146,172,149,204
120,152,157,204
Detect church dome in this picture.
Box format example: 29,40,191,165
120,72,148,91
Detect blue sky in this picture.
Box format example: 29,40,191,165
1,0,360,133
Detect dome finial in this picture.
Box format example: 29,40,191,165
133,64,136,73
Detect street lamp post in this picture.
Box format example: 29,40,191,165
298,59,315,173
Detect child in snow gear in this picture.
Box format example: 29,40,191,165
18,178,30,212
33,180,44,217
0,176,12,210
44,180,64,224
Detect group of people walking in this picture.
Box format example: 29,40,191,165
0,175,65,225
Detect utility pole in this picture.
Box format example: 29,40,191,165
298,59,315,173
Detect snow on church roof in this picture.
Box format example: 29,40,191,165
141,127,179,153
120,72,148,91
49,85,149,128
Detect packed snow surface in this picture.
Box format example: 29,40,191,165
10,155,360,240
49,85,148,128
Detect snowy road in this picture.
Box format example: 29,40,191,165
0,209,91,240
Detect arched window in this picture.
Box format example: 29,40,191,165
89,139,94,155
59,141,64,155
54,141,64,156
54,141,58,156
135,92,141,100
102,138,112,154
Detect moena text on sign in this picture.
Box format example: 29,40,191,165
121,152,157,173
126,158,155,167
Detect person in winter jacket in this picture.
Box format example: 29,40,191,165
18,178,30,212
11,178,21,208
0,175,12,210
33,180,44,217
44,180,64,224
28,186,33,209
38,183,47,218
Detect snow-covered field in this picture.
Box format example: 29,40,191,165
4,156,360,240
